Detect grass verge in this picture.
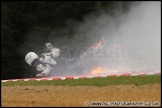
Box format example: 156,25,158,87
1,75,160,87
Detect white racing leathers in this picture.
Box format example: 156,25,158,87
36,47,60,77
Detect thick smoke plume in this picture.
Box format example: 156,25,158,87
23,2,161,77
48,1,161,77
54,2,161,77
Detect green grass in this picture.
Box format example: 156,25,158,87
1,75,161,87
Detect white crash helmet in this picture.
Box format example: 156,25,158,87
45,42,53,50
25,52,39,66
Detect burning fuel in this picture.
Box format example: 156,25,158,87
91,67,105,75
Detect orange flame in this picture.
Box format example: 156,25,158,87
90,67,120,75
93,41,102,49
82,38,104,57
91,67,105,75
92,38,104,50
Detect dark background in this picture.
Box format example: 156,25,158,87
1,1,133,80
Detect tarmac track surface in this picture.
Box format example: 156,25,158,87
2,84,161,107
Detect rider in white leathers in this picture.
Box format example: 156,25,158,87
25,43,61,78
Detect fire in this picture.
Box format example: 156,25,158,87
82,38,104,57
92,38,104,50
90,67,121,75
91,67,105,75
93,40,102,49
